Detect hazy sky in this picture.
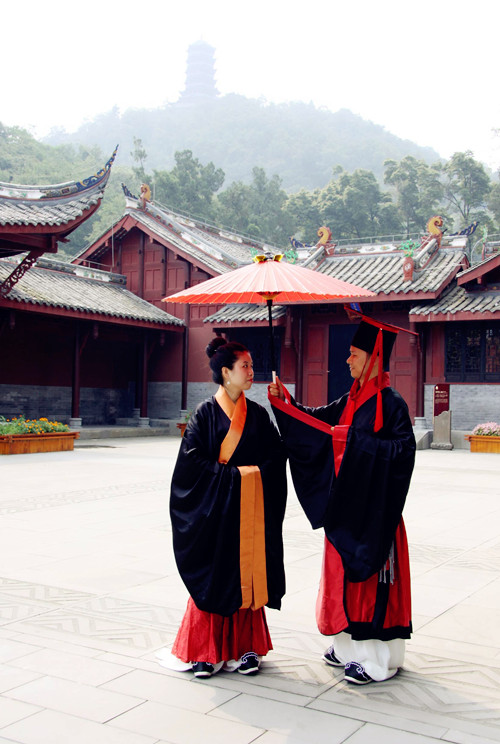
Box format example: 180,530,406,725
2,0,499,170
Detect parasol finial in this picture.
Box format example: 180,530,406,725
253,252,283,264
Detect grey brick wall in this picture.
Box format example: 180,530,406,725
147,382,182,420
0,384,132,425
184,382,296,420
424,384,500,431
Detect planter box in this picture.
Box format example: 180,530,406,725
465,435,500,453
176,423,187,437
0,431,79,455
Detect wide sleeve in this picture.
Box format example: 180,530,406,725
271,396,345,529
170,401,243,615
170,399,288,616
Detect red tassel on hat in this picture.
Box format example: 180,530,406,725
374,329,384,432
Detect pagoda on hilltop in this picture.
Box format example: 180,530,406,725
178,40,218,106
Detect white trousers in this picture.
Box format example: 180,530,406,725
333,631,405,681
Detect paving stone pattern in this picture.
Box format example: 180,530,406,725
0,439,499,743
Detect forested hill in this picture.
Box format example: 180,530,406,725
44,94,440,191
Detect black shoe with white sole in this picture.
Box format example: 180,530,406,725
344,661,373,684
322,644,343,667
238,652,260,675
192,661,215,678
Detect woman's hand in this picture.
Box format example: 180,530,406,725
269,376,285,401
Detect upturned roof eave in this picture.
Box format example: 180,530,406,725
0,146,118,203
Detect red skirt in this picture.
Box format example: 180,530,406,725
171,597,273,664
316,519,412,638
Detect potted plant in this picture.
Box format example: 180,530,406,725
465,422,500,453
176,411,192,437
0,416,79,455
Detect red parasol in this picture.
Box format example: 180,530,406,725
163,254,374,378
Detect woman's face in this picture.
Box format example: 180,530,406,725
224,351,254,391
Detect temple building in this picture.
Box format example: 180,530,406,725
2,162,499,440
75,188,500,438
0,155,183,427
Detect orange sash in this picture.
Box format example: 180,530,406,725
215,386,268,610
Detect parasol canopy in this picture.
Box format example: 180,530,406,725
163,254,374,379
162,254,373,305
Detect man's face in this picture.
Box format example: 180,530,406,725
347,346,370,381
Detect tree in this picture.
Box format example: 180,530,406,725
488,180,500,229
131,137,148,181
384,156,443,234
443,151,491,229
217,167,293,246
283,189,322,243
315,168,395,240
153,150,225,223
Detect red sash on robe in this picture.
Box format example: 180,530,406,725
269,374,390,476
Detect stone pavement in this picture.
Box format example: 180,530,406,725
0,438,499,744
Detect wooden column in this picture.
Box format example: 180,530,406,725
138,233,145,298
140,332,149,418
71,323,93,424
413,324,425,418
181,262,192,412
71,324,81,419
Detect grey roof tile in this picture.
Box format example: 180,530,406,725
130,211,233,275
204,303,287,323
0,257,183,326
0,193,104,227
316,250,465,295
410,284,500,316
140,201,269,267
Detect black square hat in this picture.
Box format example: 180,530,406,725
351,317,398,368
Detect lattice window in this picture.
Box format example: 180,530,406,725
227,327,282,381
486,327,500,376
446,327,462,378
445,322,500,382
465,329,481,377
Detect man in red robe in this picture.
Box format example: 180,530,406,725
269,314,416,684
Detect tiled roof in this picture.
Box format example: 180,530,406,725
0,148,117,228
314,249,466,296
76,192,276,274
128,210,233,275
0,257,183,327
204,303,287,324
136,199,271,267
410,284,500,317
0,192,105,228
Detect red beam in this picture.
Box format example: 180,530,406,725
0,299,184,331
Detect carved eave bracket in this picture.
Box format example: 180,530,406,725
0,250,43,298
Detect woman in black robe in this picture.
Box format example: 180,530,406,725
163,337,287,678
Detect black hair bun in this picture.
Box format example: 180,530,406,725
206,336,227,359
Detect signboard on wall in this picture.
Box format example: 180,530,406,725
433,383,450,417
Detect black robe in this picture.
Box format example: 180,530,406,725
272,387,416,583
170,395,287,617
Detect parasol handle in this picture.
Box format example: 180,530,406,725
267,299,277,383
